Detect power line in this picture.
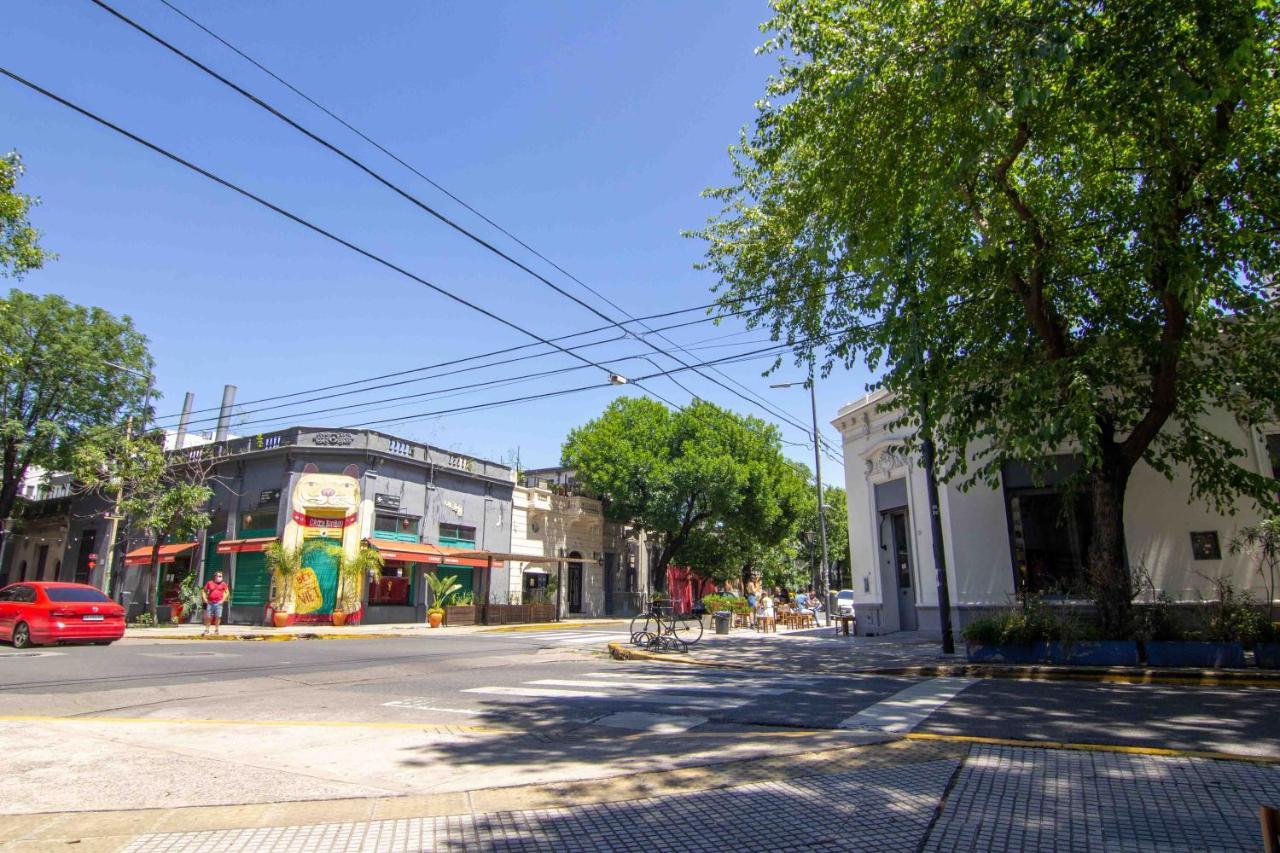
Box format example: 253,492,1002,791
347,324,870,431
175,331,789,435
94,0,833,451
0,65,681,409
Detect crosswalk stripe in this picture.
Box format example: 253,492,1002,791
838,677,974,733
527,679,789,697
463,686,614,699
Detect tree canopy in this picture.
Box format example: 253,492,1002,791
694,0,1280,632
0,153,50,278
561,397,809,585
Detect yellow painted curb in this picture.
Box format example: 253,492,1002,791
0,714,512,735
904,732,1280,766
607,641,744,669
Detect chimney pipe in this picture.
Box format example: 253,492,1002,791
215,385,237,443
174,392,195,450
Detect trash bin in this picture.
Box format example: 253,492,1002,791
714,611,731,635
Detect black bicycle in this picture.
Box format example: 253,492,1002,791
629,600,704,652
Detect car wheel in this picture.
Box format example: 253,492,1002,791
11,622,33,649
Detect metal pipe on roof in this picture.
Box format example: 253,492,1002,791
215,385,237,442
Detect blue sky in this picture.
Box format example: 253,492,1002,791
3,0,873,471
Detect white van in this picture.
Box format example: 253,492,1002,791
836,589,856,616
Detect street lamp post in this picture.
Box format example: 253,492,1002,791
772,369,832,626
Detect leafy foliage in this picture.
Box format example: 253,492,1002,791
264,542,304,611
335,544,383,612
425,572,463,608
562,397,808,585
1,289,153,533
694,0,1280,635
1232,518,1280,621
0,153,51,279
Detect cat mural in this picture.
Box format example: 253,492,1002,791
277,463,363,624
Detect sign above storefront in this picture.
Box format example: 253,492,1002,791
374,493,401,510
259,489,281,506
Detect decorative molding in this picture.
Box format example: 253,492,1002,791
864,445,910,479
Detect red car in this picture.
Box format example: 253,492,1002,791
0,582,126,648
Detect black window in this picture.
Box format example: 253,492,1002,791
439,523,476,543
375,514,417,535
12,585,37,604
44,587,111,603
1268,433,1279,479
1003,457,1092,596
0,587,14,602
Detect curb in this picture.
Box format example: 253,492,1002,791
481,620,628,634
129,631,425,642
606,642,1280,687
903,732,1280,766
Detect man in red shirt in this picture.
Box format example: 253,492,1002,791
202,571,230,636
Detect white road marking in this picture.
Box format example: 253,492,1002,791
527,678,788,697
838,677,974,733
0,650,65,658
383,699,485,716
463,686,614,699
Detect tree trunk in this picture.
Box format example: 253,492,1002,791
1087,457,1133,637
147,538,163,623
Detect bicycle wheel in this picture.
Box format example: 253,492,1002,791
672,614,704,645
630,613,655,645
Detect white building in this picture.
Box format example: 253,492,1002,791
508,477,607,617
832,390,1280,635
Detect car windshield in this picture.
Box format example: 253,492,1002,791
43,587,111,603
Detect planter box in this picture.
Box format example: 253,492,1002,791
1255,642,1280,669
1145,641,1245,669
444,605,476,627
1046,641,1140,667
965,642,1050,664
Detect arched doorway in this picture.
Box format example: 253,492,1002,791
567,551,583,614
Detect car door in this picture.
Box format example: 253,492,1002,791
0,586,15,639
7,585,38,637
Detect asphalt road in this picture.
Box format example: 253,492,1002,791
3,629,1277,751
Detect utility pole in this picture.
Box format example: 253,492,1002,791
905,233,956,654
772,366,832,626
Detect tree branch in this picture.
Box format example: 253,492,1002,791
992,121,1072,360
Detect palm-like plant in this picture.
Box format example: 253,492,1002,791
264,542,304,611
336,545,383,613
425,572,462,611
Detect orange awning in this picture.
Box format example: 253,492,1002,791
216,537,276,554
438,546,504,570
364,539,504,569
365,538,446,565
123,542,197,566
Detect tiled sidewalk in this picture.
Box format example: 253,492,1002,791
926,745,1280,852
123,761,958,853
117,745,1280,852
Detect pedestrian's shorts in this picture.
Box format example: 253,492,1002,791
205,602,224,618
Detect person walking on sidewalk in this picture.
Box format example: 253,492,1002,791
202,571,230,636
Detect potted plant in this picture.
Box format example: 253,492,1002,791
446,590,477,626
962,596,1058,664
1144,579,1253,668
425,572,462,628
265,542,303,628
333,544,382,627
177,572,204,624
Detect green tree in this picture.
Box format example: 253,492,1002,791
0,286,153,553
695,0,1280,634
0,153,51,278
74,428,213,619
562,397,807,588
